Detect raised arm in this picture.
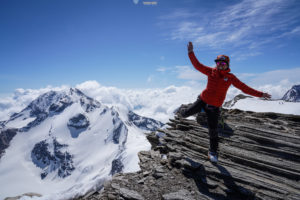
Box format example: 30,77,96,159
188,42,212,76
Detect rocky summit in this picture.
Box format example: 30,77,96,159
76,108,300,200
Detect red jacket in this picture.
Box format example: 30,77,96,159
189,52,263,107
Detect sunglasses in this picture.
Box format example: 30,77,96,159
216,61,227,66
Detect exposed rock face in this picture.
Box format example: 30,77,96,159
110,157,124,176
31,138,75,179
0,128,18,158
77,108,300,200
67,113,90,138
282,85,300,102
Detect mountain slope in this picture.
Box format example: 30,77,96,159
0,88,164,200
282,84,300,102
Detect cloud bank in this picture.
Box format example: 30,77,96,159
1,74,298,123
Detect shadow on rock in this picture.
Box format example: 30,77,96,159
182,158,255,200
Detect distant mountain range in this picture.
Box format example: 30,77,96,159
0,88,164,200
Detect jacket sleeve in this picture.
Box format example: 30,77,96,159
188,52,212,76
231,75,263,97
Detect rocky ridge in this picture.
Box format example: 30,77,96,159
78,108,300,200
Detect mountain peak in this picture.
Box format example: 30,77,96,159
282,84,300,102
5,88,101,130
0,88,164,200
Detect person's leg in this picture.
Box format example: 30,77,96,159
204,105,220,154
180,98,206,118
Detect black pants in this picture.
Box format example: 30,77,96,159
181,97,220,154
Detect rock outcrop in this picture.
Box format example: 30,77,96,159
4,192,42,200
31,138,75,179
76,108,300,200
0,128,18,158
223,94,252,108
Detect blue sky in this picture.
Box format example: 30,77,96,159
1,0,300,94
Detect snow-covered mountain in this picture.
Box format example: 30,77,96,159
223,92,300,116
0,88,164,200
281,84,300,102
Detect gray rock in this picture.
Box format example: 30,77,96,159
168,152,183,161
111,183,120,190
162,189,194,200
137,177,147,184
119,188,144,200
142,171,151,177
152,172,164,179
108,193,117,200
155,166,165,173
4,192,42,200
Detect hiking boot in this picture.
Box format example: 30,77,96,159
176,108,186,118
208,151,218,163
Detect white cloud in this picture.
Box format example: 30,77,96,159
231,52,263,61
171,21,204,41
0,81,200,123
76,80,101,90
1,73,299,123
156,66,170,72
248,67,300,88
278,26,300,38
76,82,200,123
159,0,300,58
158,8,198,20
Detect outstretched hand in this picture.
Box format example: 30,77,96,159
187,41,193,53
262,93,272,100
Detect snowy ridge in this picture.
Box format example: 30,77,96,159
223,98,300,115
128,110,164,131
0,88,164,200
223,97,300,116
282,84,300,102
224,85,300,115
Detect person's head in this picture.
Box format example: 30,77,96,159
215,55,230,70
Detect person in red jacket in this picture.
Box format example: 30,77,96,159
179,41,271,163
